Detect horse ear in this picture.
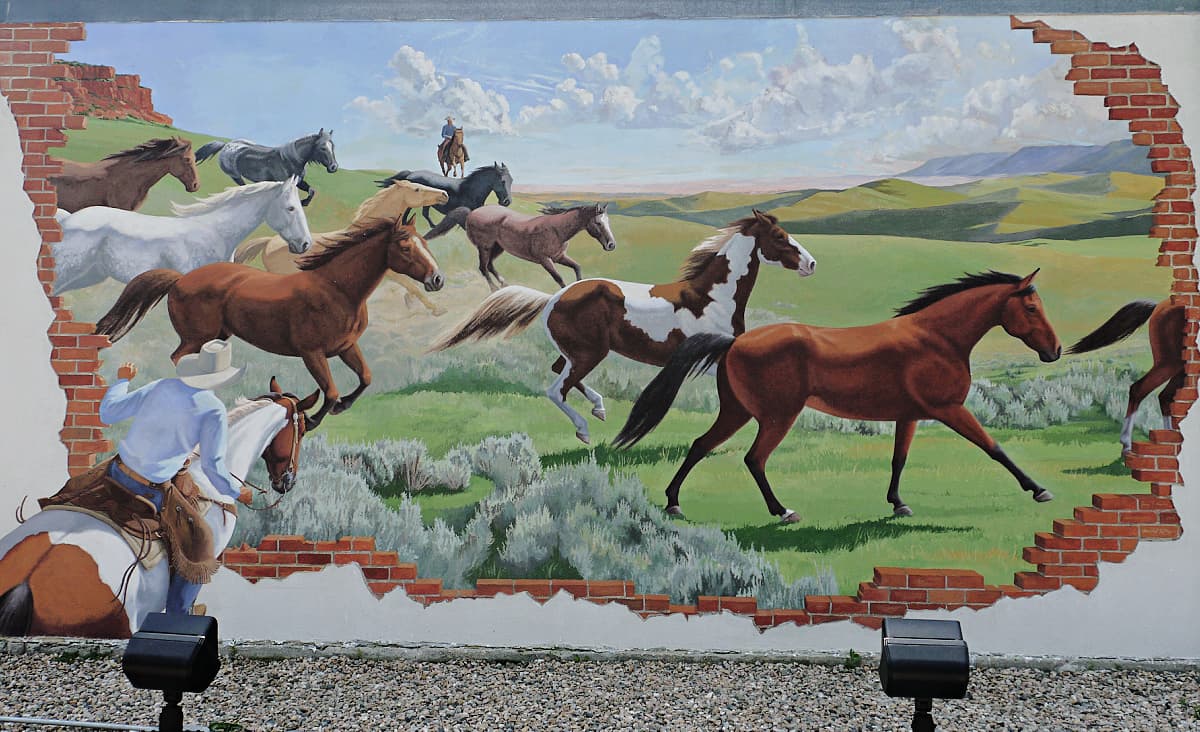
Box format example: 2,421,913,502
318,128,324,134
1018,268,1041,289
297,389,320,412
269,376,282,394
328,129,334,136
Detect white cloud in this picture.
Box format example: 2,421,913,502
347,45,514,136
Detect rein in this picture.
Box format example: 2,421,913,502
232,393,302,512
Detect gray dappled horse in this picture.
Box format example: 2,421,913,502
196,128,338,207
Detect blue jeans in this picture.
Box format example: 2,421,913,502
107,460,202,615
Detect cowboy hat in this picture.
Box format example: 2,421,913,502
176,339,244,389
445,115,454,121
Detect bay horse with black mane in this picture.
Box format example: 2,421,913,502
614,270,1061,522
50,137,200,213
94,212,443,430
1068,297,1186,453
430,210,816,443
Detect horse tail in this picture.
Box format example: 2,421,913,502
233,236,271,265
0,581,33,636
194,141,225,164
376,170,410,188
614,333,736,448
427,285,550,352
95,268,182,342
425,207,471,240
1067,300,1158,355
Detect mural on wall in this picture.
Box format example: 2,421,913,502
0,15,1192,639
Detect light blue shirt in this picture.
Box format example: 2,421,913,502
441,122,456,139
99,378,239,500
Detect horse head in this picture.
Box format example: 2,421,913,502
999,269,1061,363
388,222,444,293
168,137,200,193
492,162,513,206
584,202,617,251
259,377,320,493
742,209,816,277
381,180,448,215
266,177,313,254
313,128,338,174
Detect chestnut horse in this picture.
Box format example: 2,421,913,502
615,270,1061,523
439,127,468,177
430,211,816,443
0,380,316,638
1068,297,1186,453
50,137,200,213
233,180,450,315
94,216,443,430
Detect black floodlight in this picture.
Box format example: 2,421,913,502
880,618,970,732
122,613,220,732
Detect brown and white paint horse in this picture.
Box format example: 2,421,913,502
431,210,816,443
1068,297,1186,453
0,380,316,638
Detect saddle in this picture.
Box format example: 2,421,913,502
38,457,222,584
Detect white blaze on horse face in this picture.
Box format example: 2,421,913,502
758,234,817,277
268,182,313,254
609,232,759,342
597,212,616,251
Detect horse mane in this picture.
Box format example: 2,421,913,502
678,226,739,280
103,137,190,162
539,203,599,216
297,219,405,270
895,271,1030,317
170,180,285,216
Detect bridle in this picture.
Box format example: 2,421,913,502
230,393,303,512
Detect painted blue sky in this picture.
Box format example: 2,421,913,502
65,18,1130,189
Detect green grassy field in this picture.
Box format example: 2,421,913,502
54,117,1173,598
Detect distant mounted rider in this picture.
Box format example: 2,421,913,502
437,115,469,167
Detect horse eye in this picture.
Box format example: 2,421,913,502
1024,304,1038,313
287,205,296,212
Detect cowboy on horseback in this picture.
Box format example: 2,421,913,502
42,339,250,615
437,115,469,170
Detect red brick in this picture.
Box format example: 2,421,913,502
332,552,372,566
1071,53,1110,67
514,580,554,598
367,581,400,596
234,565,278,580
944,570,985,589
1058,550,1100,564
1036,533,1084,551
296,552,332,565
1023,546,1059,565
1104,96,1130,108
888,589,928,603
272,536,312,552
803,596,831,614
1111,81,1151,94
873,567,907,587
1053,519,1096,538
220,549,259,564
1065,68,1089,81
1033,28,1078,42
1093,494,1138,510
965,589,1004,605
772,609,810,626
867,602,908,616
668,605,699,616
1130,67,1162,79
1014,572,1061,591
720,597,758,615
1160,511,1181,525
1140,525,1183,540
550,579,590,598
643,594,671,612
474,579,515,596
1110,107,1151,120
587,580,628,598
1100,551,1131,563
1091,68,1128,80
1074,507,1120,524
1062,577,1099,592
1131,94,1168,106
403,579,443,595
853,616,885,630
926,589,966,605
857,584,889,601
1130,469,1179,483
1099,523,1140,538
12,28,50,40
1082,537,1121,551
389,564,418,581
1050,40,1091,54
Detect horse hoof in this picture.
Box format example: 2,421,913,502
779,510,801,524
665,505,685,519
1033,489,1054,503
576,432,590,445
431,308,448,317
592,407,607,421
893,505,913,517
331,401,350,415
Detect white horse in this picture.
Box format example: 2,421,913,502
0,384,315,638
52,178,313,295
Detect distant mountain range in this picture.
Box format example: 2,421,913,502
902,139,1152,177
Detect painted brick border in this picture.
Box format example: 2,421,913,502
1,18,1191,632
0,22,107,477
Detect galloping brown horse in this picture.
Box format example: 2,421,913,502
1068,297,1186,453
94,215,444,430
51,137,200,213
431,211,815,443
615,270,1061,522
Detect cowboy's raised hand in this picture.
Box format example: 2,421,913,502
238,486,253,506
117,362,137,381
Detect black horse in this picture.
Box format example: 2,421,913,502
376,163,513,238
196,128,338,207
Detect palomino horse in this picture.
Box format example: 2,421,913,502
439,127,468,177
1068,297,1186,453
232,180,450,315
614,270,1062,522
376,163,513,231
50,137,200,213
52,178,312,295
0,380,316,638
196,128,338,206
430,211,816,443
466,203,616,290
94,218,444,430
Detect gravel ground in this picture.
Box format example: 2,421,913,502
1,653,1198,731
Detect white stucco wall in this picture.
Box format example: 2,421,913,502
0,14,1195,657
